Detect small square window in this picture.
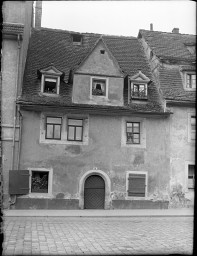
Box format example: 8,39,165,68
31,171,49,193
46,117,62,140
72,34,82,45
188,165,195,189
186,74,196,89
100,50,105,54
92,79,106,96
67,118,83,141
126,122,140,144
44,77,57,94
131,83,147,99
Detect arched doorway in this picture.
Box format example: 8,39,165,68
84,175,105,209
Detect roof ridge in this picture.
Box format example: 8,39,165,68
139,29,196,36
33,26,137,39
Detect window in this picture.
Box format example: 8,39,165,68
100,50,105,54
31,171,49,193
92,79,106,96
46,117,62,140
188,165,195,189
186,74,196,89
72,34,82,45
131,83,147,99
127,172,147,198
190,115,196,140
67,119,83,141
43,77,57,94
126,122,140,144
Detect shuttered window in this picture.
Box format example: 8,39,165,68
9,170,30,195
127,173,146,197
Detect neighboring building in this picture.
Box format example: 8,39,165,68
138,27,196,207
2,2,195,210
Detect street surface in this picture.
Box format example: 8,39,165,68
3,216,193,255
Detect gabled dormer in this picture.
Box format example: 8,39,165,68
128,71,150,103
37,66,64,96
72,37,125,106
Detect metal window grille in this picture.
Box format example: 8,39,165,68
46,117,62,140
126,122,140,144
67,118,83,141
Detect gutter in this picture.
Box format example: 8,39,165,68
166,100,195,107
11,34,21,170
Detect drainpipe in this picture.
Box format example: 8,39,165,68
17,106,23,170
11,34,21,170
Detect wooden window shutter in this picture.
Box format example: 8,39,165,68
128,173,146,197
9,170,30,195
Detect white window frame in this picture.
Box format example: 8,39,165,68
126,171,148,200
130,82,148,100
183,72,196,91
188,113,196,143
28,168,53,197
41,74,60,95
90,76,109,99
40,113,89,145
121,117,146,148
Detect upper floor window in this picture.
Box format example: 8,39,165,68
46,117,62,140
126,122,140,144
188,165,195,189
38,66,64,96
131,83,147,99
129,71,150,101
67,118,83,141
186,74,196,89
72,34,82,45
92,78,106,96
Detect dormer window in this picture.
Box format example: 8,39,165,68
44,77,57,94
72,34,82,45
38,66,64,96
186,74,196,89
91,78,107,97
129,71,150,102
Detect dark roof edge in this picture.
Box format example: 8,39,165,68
17,102,171,117
139,29,196,37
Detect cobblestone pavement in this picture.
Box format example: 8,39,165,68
2,216,193,255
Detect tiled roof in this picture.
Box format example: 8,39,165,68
139,29,196,62
20,27,164,113
139,29,196,102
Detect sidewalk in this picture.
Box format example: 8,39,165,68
3,208,194,217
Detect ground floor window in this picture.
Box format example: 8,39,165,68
188,165,195,189
31,171,49,193
126,171,147,198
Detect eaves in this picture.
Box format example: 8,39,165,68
166,100,196,107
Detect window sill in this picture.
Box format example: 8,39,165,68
19,193,53,199
40,92,59,97
40,138,88,145
184,88,196,92
126,196,147,200
122,143,146,149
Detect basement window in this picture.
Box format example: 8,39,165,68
31,171,49,193
126,171,147,198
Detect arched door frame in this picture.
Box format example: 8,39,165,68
79,170,111,209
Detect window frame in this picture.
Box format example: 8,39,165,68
28,168,53,197
41,74,60,95
188,164,195,189
183,72,196,91
90,76,109,99
67,118,84,142
126,171,148,199
130,82,148,100
72,34,82,45
188,113,196,142
126,122,140,144
45,116,62,140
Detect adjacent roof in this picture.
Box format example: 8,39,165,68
138,29,196,62
138,29,196,103
19,27,165,113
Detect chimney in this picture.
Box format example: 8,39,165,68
34,1,42,28
150,23,153,31
172,28,179,34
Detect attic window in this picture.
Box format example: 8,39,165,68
100,50,105,54
131,83,147,99
92,78,107,96
44,77,57,94
72,34,82,45
184,72,196,91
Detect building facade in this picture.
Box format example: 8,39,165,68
2,2,195,210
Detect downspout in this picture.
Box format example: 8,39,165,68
11,34,21,170
17,106,23,170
